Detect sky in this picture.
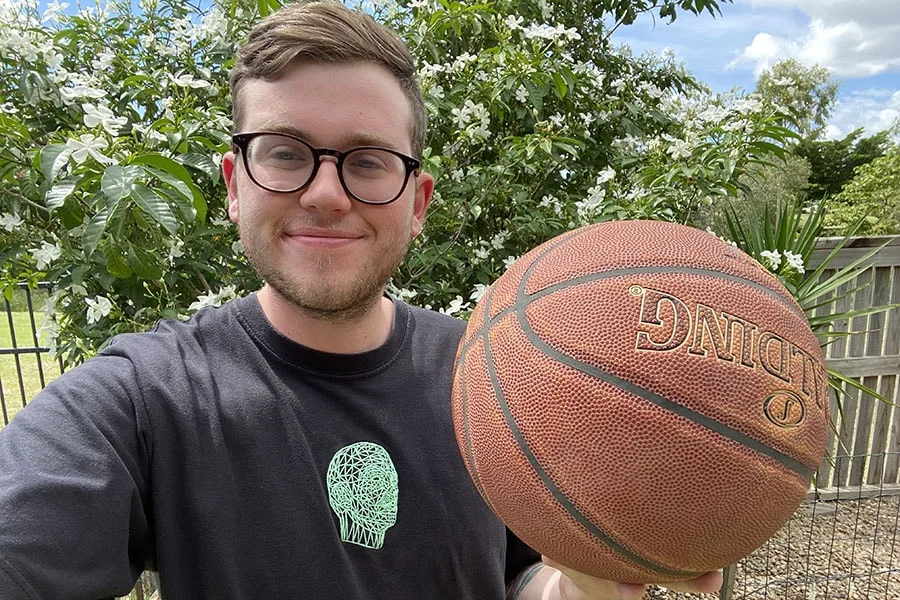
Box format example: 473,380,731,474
611,0,900,140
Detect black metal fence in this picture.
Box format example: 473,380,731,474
0,283,64,427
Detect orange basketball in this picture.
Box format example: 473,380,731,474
451,220,829,583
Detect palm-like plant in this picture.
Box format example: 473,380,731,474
721,197,896,416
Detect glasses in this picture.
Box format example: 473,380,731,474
231,132,421,205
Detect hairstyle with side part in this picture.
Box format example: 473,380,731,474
229,1,427,158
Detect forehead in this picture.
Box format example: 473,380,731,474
236,62,414,152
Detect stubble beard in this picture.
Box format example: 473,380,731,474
239,221,412,324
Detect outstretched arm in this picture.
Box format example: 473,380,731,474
509,558,723,600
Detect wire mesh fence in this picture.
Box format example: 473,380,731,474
719,452,900,600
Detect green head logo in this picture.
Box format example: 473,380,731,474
326,442,399,549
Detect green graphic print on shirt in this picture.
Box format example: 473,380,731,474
326,442,399,549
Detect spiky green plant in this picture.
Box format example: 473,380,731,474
721,197,897,421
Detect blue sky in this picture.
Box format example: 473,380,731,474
611,0,900,140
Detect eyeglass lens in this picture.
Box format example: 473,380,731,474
245,134,409,203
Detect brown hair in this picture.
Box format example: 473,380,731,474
229,1,427,158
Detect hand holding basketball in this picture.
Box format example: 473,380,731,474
543,558,723,600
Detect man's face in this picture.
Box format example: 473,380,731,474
223,62,433,320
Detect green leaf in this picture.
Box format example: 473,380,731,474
101,165,142,202
127,245,164,280
83,204,110,258
552,72,567,100
105,249,133,279
131,185,179,235
45,177,78,210
39,144,71,181
181,152,220,184
155,186,196,223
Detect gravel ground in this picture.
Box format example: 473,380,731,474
645,495,900,600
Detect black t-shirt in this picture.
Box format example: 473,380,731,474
0,295,538,599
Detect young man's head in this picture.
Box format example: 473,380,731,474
229,1,427,158
223,2,434,324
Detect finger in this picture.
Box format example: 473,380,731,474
660,570,724,594
543,557,649,600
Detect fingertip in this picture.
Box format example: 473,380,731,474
616,582,648,600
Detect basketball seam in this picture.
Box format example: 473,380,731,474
480,234,702,579
456,339,491,508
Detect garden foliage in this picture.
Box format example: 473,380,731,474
1,0,818,366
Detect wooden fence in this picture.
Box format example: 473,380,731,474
810,235,900,495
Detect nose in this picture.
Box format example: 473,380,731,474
298,156,353,214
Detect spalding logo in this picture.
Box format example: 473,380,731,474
763,390,806,428
629,285,828,417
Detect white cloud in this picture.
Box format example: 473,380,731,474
824,89,900,139
732,0,900,78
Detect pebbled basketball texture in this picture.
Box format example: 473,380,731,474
451,220,829,583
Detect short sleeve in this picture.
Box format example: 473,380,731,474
504,528,541,585
0,354,154,599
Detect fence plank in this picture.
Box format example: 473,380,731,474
849,375,877,485
868,376,895,484
826,355,900,377
809,236,900,269
833,382,859,487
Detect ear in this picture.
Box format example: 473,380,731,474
222,150,240,224
410,171,434,238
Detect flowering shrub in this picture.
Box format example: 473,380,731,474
1,0,806,366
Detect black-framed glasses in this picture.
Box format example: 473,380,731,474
231,131,421,205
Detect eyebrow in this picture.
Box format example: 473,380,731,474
248,123,403,152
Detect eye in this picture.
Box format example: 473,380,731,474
348,151,390,171
266,145,308,163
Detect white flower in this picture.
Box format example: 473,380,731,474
783,250,805,274
697,105,727,124
667,139,693,160
65,134,115,165
82,103,128,136
59,85,107,102
167,239,185,263
515,85,529,104
490,231,509,250
505,15,524,30
595,167,616,184
85,295,113,324
732,97,762,115
170,73,212,90
0,213,23,232
474,247,490,261
439,295,470,316
188,285,238,313
0,102,18,114
760,250,782,271
41,0,69,21
231,240,244,255
469,284,489,302
502,255,518,270
30,241,61,270
92,50,115,71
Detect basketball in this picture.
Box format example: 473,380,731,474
451,220,829,583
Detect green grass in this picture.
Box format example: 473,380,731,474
0,311,63,428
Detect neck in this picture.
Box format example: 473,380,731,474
257,285,395,354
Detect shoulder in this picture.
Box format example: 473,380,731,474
404,302,467,338
101,295,248,365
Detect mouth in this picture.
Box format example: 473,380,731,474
283,227,365,248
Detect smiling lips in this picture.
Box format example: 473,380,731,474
284,227,365,248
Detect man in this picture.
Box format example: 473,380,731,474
0,2,722,598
